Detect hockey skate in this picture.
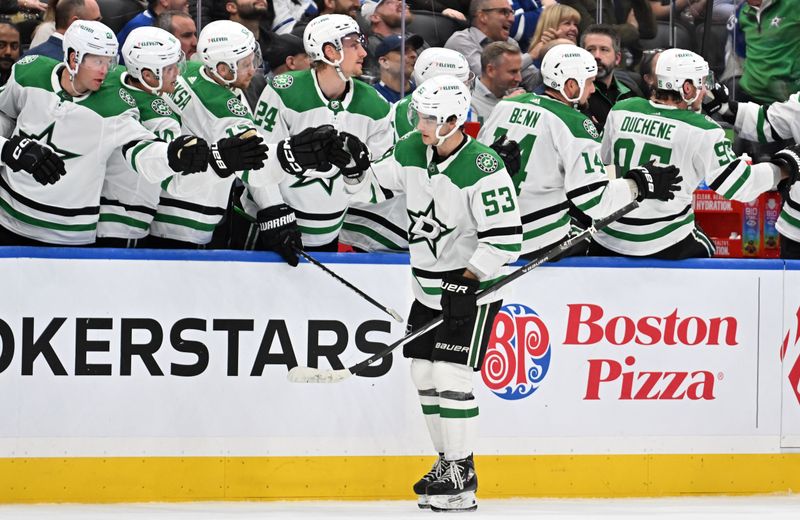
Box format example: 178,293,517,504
413,453,446,509
427,455,478,512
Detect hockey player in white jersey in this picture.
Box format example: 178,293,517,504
702,86,800,258
478,44,682,258
369,75,522,512
97,27,189,248
151,19,349,251
0,20,215,246
591,48,793,259
242,13,393,257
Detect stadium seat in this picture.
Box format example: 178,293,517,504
407,10,467,48
695,23,729,79
97,0,145,35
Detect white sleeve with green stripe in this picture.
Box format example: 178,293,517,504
467,170,522,279
118,113,182,184
701,128,780,202
371,148,406,193
735,93,800,143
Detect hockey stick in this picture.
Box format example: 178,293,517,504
293,246,404,323
287,199,640,384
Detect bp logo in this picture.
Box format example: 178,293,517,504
476,152,499,173
272,74,293,89
481,304,552,400
151,98,173,117
118,88,137,107
16,55,38,66
583,119,599,139
227,98,248,117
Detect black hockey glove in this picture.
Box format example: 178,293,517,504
770,144,800,194
209,129,268,178
490,135,521,178
702,83,738,124
257,204,302,267
277,125,349,175
1,135,66,185
439,271,480,331
338,131,371,180
167,135,210,175
624,160,683,202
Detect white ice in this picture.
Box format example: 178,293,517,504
1,496,800,520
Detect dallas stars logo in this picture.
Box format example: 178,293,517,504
289,170,341,195
407,200,454,257
19,123,80,161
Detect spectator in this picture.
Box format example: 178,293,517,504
0,22,19,86
291,0,360,38
24,0,101,60
558,0,656,56
528,3,580,61
373,33,422,102
272,0,316,34
581,24,641,130
117,0,189,52
264,32,309,78
445,0,536,84
509,0,552,51
471,40,523,121
156,10,197,60
29,0,57,48
362,0,424,79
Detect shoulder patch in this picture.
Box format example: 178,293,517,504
583,119,600,139
151,98,173,116
475,152,499,174
119,88,137,107
272,74,294,89
16,55,38,66
227,97,249,117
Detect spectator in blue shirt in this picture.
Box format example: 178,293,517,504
24,0,102,61
117,0,189,57
372,34,423,103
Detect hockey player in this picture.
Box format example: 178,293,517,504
477,44,682,258
97,27,188,247
0,20,218,246
242,13,393,258
702,87,800,258
370,75,522,512
151,19,348,250
592,48,792,259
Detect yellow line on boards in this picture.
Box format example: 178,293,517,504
1,454,799,504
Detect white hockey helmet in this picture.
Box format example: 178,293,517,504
62,20,118,77
197,20,261,85
541,43,597,104
413,47,475,91
409,74,471,146
123,26,185,93
303,14,363,78
654,48,712,104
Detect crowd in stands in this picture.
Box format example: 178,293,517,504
0,0,797,259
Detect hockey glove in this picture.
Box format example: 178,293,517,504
167,135,210,175
439,271,480,331
490,135,521,178
276,125,349,176
257,204,302,267
209,129,268,178
338,132,371,181
702,83,737,124
624,160,683,202
1,135,66,185
770,144,800,194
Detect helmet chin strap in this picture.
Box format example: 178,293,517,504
210,63,238,87
434,123,458,147
321,49,348,83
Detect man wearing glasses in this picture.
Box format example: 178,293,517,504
445,0,536,86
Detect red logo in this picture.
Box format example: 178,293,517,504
780,306,800,405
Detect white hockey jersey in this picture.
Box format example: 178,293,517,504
597,97,780,256
373,132,521,309
244,69,394,247
0,56,182,245
478,93,634,255
735,93,800,243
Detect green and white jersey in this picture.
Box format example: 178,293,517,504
597,97,779,256
245,69,394,247
0,56,178,245
477,93,634,255
736,93,800,242
155,62,281,244
373,132,522,309
98,71,182,240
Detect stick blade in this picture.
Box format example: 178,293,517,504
287,366,352,384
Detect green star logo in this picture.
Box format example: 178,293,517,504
407,200,454,257
289,171,341,195
19,123,80,161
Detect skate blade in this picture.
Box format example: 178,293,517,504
417,495,430,509
429,491,477,513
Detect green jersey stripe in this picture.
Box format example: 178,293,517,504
604,213,694,242
0,197,96,232
153,213,217,232
523,213,570,240
421,404,440,415
98,213,149,230
439,407,479,419
721,164,752,200
297,214,346,235
341,222,405,251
